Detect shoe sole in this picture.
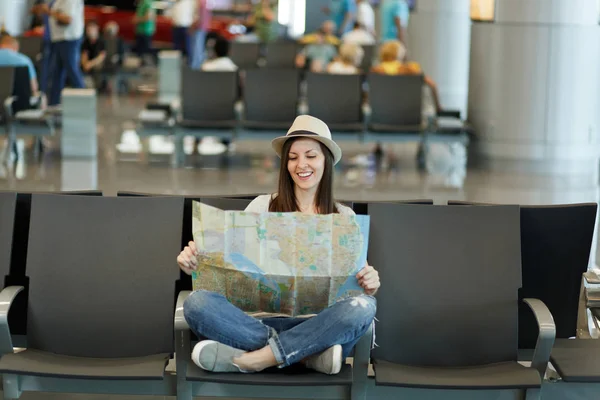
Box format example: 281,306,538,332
330,345,343,375
191,340,218,371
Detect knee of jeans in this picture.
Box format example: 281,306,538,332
183,290,221,322
339,295,377,328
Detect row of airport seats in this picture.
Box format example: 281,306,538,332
0,66,54,161
226,41,377,71
138,68,470,166
0,190,597,399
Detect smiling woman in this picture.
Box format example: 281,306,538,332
176,115,381,376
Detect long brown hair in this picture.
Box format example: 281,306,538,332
269,138,338,214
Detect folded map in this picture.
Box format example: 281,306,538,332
191,202,370,316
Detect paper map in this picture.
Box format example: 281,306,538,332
191,202,370,316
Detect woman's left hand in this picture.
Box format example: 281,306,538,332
356,264,380,296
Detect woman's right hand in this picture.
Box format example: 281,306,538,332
177,241,198,275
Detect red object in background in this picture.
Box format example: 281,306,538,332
84,5,238,48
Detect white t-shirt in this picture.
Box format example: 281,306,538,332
245,194,355,216
167,0,196,28
327,61,359,75
201,57,238,72
357,1,375,33
342,29,376,46
50,0,84,42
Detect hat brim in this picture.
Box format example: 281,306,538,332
271,134,343,165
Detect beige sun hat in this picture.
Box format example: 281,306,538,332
271,115,343,165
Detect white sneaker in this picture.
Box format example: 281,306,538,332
304,345,343,375
191,340,246,373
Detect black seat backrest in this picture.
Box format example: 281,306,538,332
265,42,297,68
306,72,362,124
181,68,238,122
368,73,423,126
0,193,17,284
369,203,522,366
244,69,299,124
17,37,42,61
360,44,375,72
12,66,33,114
351,199,434,215
7,191,103,336
26,195,183,358
0,67,15,120
449,200,598,347
230,42,260,69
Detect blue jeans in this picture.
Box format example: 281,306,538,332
40,40,53,94
135,34,154,65
172,26,190,58
49,39,85,106
189,30,206,70
183,290,376,367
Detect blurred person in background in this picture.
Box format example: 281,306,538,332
80,20,106,89
356,0,375,35
380,0,409,45
133,0,156,65
323,0,356,36
295,25,337,72
38,0,85,106
167,0,195,62
342,22,374,45
190,0,212,69
201,36,237,71
327,42,363,74
0,35,40,95
372,40,442,112
299,21,339,46
30,0,56,95
249,0,278,43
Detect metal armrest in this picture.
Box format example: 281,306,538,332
3,96,17,119
175,290,191,331
523,298,556,378
0,286,25,356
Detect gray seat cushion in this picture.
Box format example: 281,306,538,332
0,349,170,380
550,339,600,382
373,360,541,389
186,360,353,386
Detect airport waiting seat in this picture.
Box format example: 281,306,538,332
0,67,15,128
175,196,371,400
366,203,554,399
305,73,364,133
359,45,375,72
16,37,42,65
0,192,22,355
179,69,239,130
230,42,260,70
6,191,102,342
0,194,183,398
367,73,424,135
265,41,298,68
448,201,598,349
4,66,54,161
241,69,300,132
351,199,434,215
